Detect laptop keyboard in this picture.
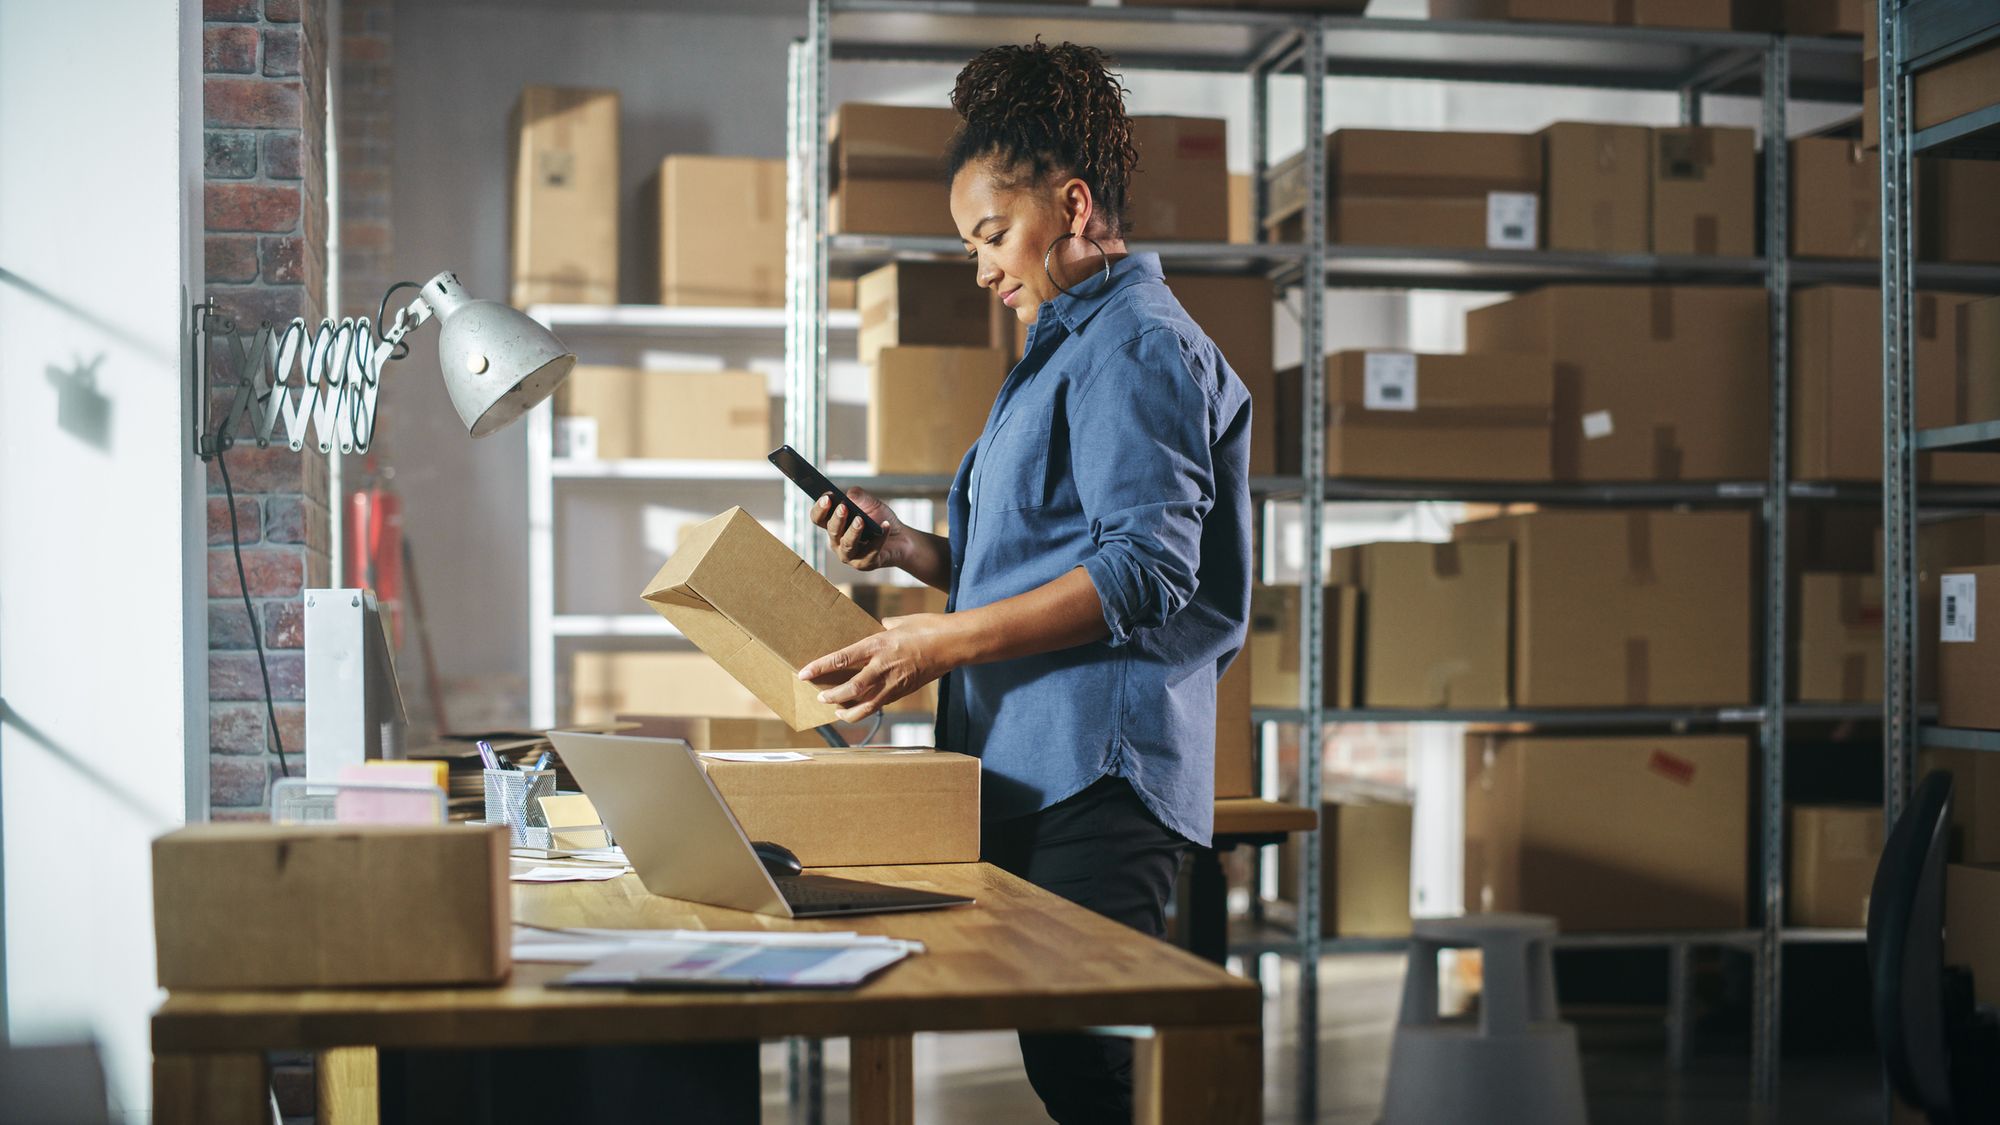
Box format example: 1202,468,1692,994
778,876,922,909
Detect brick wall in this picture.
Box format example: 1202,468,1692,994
338,0,395,316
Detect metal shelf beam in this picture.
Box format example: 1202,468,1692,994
1920,725,2000,752
1917,420,2000,453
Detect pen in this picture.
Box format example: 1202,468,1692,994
477,739,498,770
533,751,552,773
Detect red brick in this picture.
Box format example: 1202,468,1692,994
204,130,258,179
204,77,302,129
206,182,300,234
210,600,256,649
264,493,312,543
261,131,301,179
208,546,305,598
259,236,305,284
262,28,300,76
205,235,259,284
204,25,258,73
210,701,267,754
265,0,302,20
273,703,306,751
207,285,306,334
205,0,259,20
210,754,272,807
208,496,261,544
210,651,305,702
264,599,305,648
207,444,310,494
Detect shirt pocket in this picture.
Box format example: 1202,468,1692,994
980,422,1053,513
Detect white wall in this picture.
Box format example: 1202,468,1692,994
0,0,203,1118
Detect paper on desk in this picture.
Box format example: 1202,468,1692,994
699,751,812,763
511,925,922,964
511,866,627,884
555,941,914,990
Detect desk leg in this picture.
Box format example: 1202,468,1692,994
1134,1025,1261,1125
318,1046,380,1125
1189,846,1229,965
848,1034,914,1125
153,1050,269,1125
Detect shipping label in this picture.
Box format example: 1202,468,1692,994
1582,410,1615,440
1944,573,1978,643
1486,192,1538,250
1363,352,1418,412
555,417,599,460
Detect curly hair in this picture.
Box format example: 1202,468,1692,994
946,40,1138,237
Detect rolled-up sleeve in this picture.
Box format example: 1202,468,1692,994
1072,327,1218,647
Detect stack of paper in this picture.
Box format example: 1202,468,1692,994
513,926,921,990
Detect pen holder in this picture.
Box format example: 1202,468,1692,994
482,769,557,846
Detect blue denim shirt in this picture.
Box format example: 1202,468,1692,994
938,252,1252,848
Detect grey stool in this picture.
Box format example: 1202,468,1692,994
1380,913,1588,1125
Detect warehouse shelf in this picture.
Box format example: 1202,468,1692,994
1307,244,1769,290
1917,419,2000,454
1900,0,2000,158
827,0,1305,72
1792,480,2000,507
527,303,860,335
1324,706,1765,726
1784,702,1886,722
1920,725,2000,752
1912,102,2000,159
828,234,1305,279
1793,258,2000,290
1779,927,1868,944
549,457,868,482
551,614,682,639
1316,478,1765,504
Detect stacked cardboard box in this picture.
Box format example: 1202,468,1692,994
857,261,995,365
700,749,981,867
1940,562,2000,729
1919,160,2000,264
1329,540,1512,708
1278,798,1415,938
648,155,785,308
868,347,1010,476
1788,804,1884,927
830,104,960,238
1796,573,1884,703
1650,126,1755,256
1906,515,2000,701
510,86,619,307
555,367,769,461
1128,117,1230,241
1540,122,1650,254
1168,275,1277,474
1791,138,1878,259
1277,351,1554,481
1967,296,2000,424
1466,285,1769,481
1247,584,1359,710
614,714,821,751
1465,733,1751,931
1456,510,1754,707
1268,129,1543,251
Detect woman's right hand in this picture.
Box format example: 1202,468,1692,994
811,487,907,572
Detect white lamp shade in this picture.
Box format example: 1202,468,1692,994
421,271,575,438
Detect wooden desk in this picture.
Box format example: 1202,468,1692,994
153,862,1259,1125
1187,799,1320,965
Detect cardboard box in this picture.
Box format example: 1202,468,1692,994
1922,749,2000,864
1797,573,1883,703
701,749,980,866
1791,138,1878,259
1541,122,1651,254
1786,0,1864,35
510,86,618,307
1920,159,2000,265
1946,864,2000,1010
572,651,770,724
1789,804,1884,927
857,262,995,366
1216,653,1256,799
1277,351,1554,481
1466,285,1769,481
1631,0,1767,30
1456,510,1754,707
1168,275,1276,475
154,824,510,989
641,508,884,729
1228,172,1253,245
829,104,960,238
1269,129,1542,251
1428,0,1618,23
1907,516,2000,701
555,367,769,461
1330,540,1512,709
1464,733,1751,931
652,155,785,308
1280,800,1415,938
849,585,946,715
868,346,1010,476
1248,584,1359,710
613,714,822,751
1968,296,2000,424
1128,116,1229,242
1650,126,1755,257
1939,563,2000,730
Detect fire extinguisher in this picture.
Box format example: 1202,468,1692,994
346,461,404,648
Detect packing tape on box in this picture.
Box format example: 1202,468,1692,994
1658,129,1716,179
1959,304,1973,421
1694,215,1719,256
1650,289,1674,341
1654,425,1684,480
1919,293,1940,341
1843,654,1869,701
1626,511,1658,581
1626,637,1652,705
1431,541,1462,579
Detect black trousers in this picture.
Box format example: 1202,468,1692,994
982,776,1190,1125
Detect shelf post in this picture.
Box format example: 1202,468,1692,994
784,6,832,568
1880,0,1919,829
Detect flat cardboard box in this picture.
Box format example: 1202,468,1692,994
1966,296,2000,424
571,651,770,724
1786,0,1865,35
1541,122,1651,254
556,367,769,462
1329,540,1512,709
613,714,822,751
1466,285,1769,481
849,584,946,715
857,262,996,366
641,507,884,730
1791,138,1878,260
701,748,980,866
1268,129,1542,251
1216,652,1256,799
510,86,618,307
154,824,510,989
1280,799,1416,938
1427,0,1618,23
1168,275,1276,475
1278,352,1553,481
652,155,785,308
1247,584,1359,710
1457,510,1754,707
1796,573,1883,703
1921,749,2000,864
1650,126,1755,257
1464,733,1751,931
868,346,1010,476
829,103,960,239
1938,563,2000,730
1128,116,1229,242
1788,804,1884,927
1946,864,2000,1010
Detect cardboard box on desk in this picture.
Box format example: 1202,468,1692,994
1268,129,1542,251
1464,733,1751,931
1791,138,1878,260
614,714,822,751
1920,749,2000,864
858,262,996,366
649,155,785,308
510,86,618,307
1789,804,1884,928
1456,509,1754,707
573,652,771,724
1650,126,1755,257
1277,351,1553,481
1248,584,1359,710
641,508,883,730
1466,284,1768,481
700,749,980,866
1169,275,1277,475
556,367,769,461
154,824,510,989
1797,573,1884,704
1129,116,1229,241
868,347,1009,476
1541,122,1650,254
1939,564,2000,731
1330,540,1511,709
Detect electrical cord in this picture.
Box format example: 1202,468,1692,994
216,448,291,778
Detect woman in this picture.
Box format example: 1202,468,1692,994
797,40,1252,1123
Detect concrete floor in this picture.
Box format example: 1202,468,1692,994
757,953,1889,1124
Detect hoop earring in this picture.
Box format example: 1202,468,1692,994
1042,232,1112,299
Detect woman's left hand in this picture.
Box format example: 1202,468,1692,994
798,613,960,723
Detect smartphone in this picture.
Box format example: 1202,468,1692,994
768,445,884,549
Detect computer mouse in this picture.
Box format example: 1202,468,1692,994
751,841,803,878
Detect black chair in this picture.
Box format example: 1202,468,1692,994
1867,770,2000,1124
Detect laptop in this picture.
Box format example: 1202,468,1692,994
547,731,974,919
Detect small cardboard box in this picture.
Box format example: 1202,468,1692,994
1215,653,1256,799
1247,584,1359,710
556,367,769,462
1465,733,1751,931
641,508,884,730
1796,573,1883,703
1786,0,1865,35
829,104,960,239
1921,158,2000,265
1279,351,1553,481
651,155,786,308
1650,126,1755,257
831,177,957,239
614,713,822,751
1947,864,2000,1010
1330,540,1512,709
1541,122,1651,254
1279,799,1415,938
857,262,996,367
1788,804,1884,928
1169,275,1277,475
154,824,510,989
1271,129,1542,251
700,748,980,866
849,584,947,715
572,652,770,724
868,346,1010,476
1457,510,1754,707
1939,563,2000,731
1128,116,1229,241
1965,296,2000,424
1905,516,2000,700
1921,749,2000,864
1791,138,1878,260
510,86,618,307
1466,285,1769,481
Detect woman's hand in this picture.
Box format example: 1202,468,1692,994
798,613,961,723
810,487,911,573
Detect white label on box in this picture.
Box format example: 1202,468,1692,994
555,417,599,460
1487,192,1538,250
1944,574,1978,643
1582,410,1615,440
1362,352,1418,412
